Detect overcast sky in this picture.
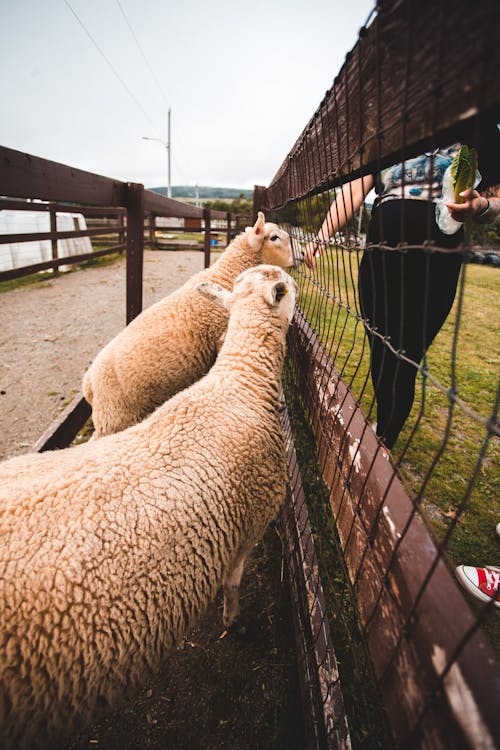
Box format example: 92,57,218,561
1,0,374,190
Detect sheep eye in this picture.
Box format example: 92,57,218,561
275,282,287,301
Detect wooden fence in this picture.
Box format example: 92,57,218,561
0,146,231,314
0,145,231,449
255,1,500,748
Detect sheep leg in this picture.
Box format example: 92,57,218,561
223,544,253,628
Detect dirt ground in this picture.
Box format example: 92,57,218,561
68,527,304,750
0,250,204,460
0,250,305,749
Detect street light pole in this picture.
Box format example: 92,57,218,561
142,109,172,198
167,108,172,198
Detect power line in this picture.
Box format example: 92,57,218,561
63,0,159,132
114,0,170,108
114,0,184,183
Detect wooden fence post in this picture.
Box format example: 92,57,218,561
118,211,126,253
203,207,211,269
252,185,267,222
126,182,144,324
49,204,59,276
149,213,156,249
226,211,231,246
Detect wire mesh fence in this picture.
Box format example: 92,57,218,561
258,1,500,747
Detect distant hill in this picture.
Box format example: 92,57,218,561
149,186,253,200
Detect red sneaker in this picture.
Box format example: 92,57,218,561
455,565,500,608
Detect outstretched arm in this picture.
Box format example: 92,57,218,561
304,174,374,270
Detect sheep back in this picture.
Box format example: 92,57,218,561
83,214,293,437
83,286,228,435
0,377,287,750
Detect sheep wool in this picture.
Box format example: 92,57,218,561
83,211,295,437
0,264,297,750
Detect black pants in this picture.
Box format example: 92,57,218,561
358,200,463,448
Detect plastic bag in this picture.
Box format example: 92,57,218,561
435,164,481,235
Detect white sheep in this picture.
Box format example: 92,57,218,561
0,264,297,750
82,211,294,437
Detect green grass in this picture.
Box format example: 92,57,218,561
283,363,394,749
155,231,203,242
0,270,57,294
396,265,499,553
76,250,123,269
291,254,500,649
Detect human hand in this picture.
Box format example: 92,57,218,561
445,189,489,223
304,240,319,270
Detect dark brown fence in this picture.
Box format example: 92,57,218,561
0,145,231,290
0,145,231,448
256,1,500,748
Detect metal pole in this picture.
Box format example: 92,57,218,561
167,108,172,198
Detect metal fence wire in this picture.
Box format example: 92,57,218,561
257,1,500,748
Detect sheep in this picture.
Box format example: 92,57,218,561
0,264,297,750
82,211,294,437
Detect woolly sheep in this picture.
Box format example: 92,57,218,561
82,211,294,437
0,264,297,750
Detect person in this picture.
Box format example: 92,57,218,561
455,565,500,608
455,523,500,609
304,136,500,449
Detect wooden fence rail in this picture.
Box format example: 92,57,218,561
0,145,232,291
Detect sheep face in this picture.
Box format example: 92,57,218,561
261,223,294,269
197,265,297,325
245,212,294,268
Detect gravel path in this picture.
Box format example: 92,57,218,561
0,249,208,460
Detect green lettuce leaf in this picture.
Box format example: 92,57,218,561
450,145,478,203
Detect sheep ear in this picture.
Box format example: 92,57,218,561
264,280,288,307
246,211,266,249
254,211,265,235
195,282,231,309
